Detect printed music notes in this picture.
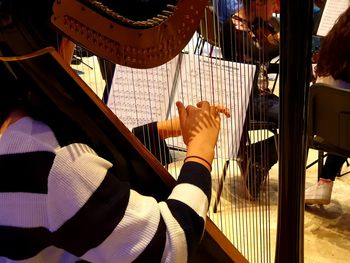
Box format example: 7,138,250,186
165,54,256,159
107,55,180,129
317,0,349,36
108,52,256,159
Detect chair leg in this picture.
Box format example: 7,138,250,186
209,45,214,57
213,160,230,213
199,40,205,55
338,170,350,177
194,36,201,55
337,158,350,177
317,150,324,181
306,158,319,169
273,130,278,160
271,72,279,94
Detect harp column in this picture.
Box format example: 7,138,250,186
276,0,314,262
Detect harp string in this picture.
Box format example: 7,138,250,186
67,1,278,262
205,6,238,250
205,2,243,260
216,1,274,262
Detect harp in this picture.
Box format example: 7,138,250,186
0,0,313,262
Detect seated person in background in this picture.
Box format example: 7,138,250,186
213,0,242,25
305,6,350,206
221,0,280,64
0,1,228,262
219,0,280,200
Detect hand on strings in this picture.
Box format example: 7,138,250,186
214,104,231,118
157,104,230,139
176,101,228,170
157,117,181,139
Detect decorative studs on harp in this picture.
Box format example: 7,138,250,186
62,15,122,59
85,0,176,28
59,5,202,67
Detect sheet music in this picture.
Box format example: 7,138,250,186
108,53,256,159
107,55,180,129
165,54,256,159
317,0,349,36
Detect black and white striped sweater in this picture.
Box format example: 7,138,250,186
0,117,211,263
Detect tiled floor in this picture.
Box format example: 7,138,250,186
167,150,350,263
304,150,350,263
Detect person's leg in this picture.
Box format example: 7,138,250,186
243,136,278,199
241,94,279,200
248,136,278,169
305,154,347,205
321,154,347,180
250,92,279,168
253,93,279,124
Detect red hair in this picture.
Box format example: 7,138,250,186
316,7,350,83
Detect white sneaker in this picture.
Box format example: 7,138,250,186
305,179,333,205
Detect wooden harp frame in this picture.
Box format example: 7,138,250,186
0,47,247,263
0,0,316,261
52,0,209,69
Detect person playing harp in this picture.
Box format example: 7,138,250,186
0,0,230,262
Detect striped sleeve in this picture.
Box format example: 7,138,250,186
160,161,211,262
47,143,210,263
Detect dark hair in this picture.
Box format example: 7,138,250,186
0,0,61,125
315,7,350,83
0,63,30,125
0,0,60,56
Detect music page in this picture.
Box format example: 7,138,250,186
317,0,349,36
108,55,180,129
165,54,256,159
108,52,256,159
